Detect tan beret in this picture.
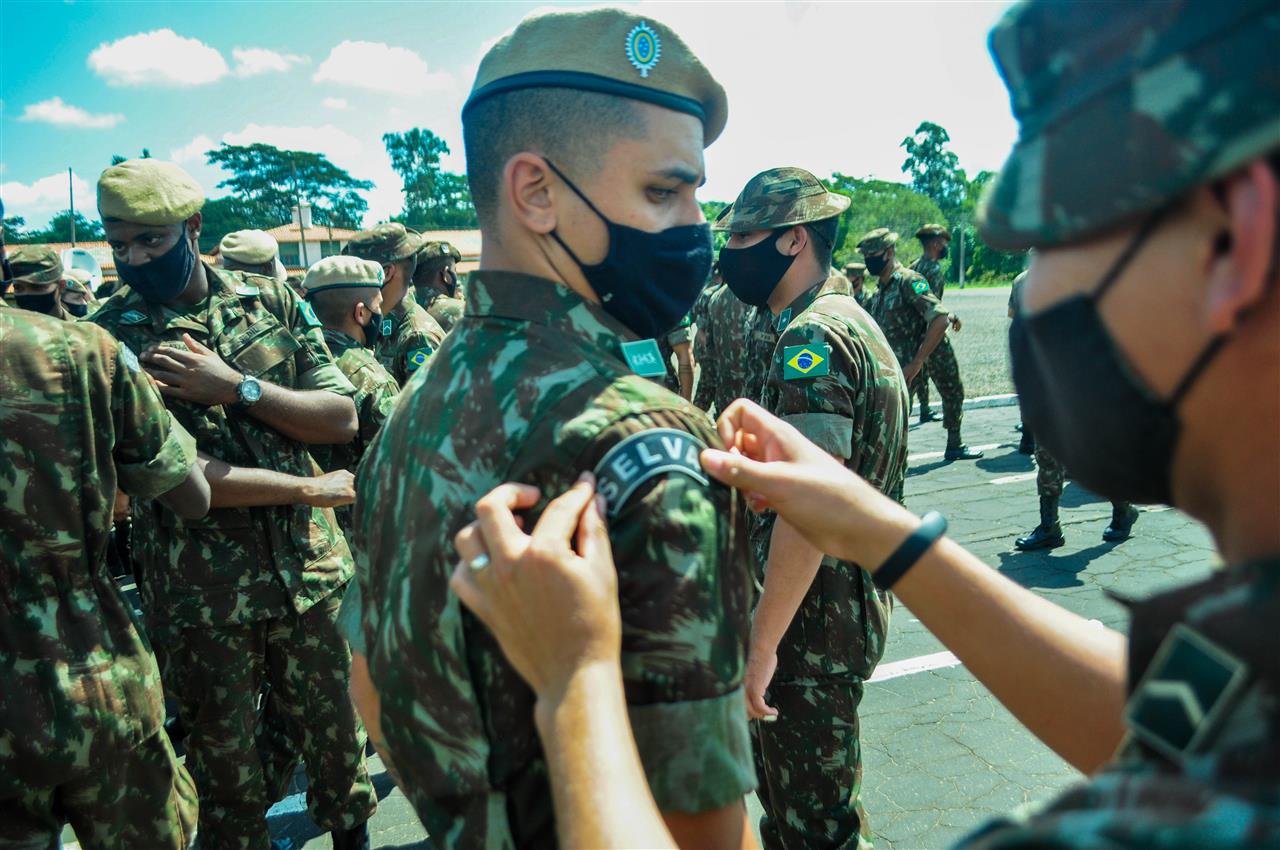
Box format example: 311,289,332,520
98,159,204,225
465,7,728,146
302,256,385,298
8,245,63,285
219,230,279,265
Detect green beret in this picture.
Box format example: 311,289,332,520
417,240,461,263
857,228,898,255
97,159,205,225
714,168,850,233
219,230,279,265
8,245,63,285
978,0,1280,251
63,269,95,295
343,223,422,265
465,7,728,146
303,256,385,298
915,224,951,241
844,262,866,275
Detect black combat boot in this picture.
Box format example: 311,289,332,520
944,431,984,460
331,822,370,850
919,407,940,424
1016,495,1065,550
1102,503,1140,542
1018,432,1035,454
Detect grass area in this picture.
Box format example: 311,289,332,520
931,286,1014,399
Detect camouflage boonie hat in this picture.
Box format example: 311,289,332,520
8,246,63,285
843,261,866,275
63,268,95,295
417,240,461,263
856,228,899,256
466,7,728,146
343,223,422,265
713,167,850,233
915,224,951,241
979,0,1280,250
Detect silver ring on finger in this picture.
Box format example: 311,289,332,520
468,553,491,571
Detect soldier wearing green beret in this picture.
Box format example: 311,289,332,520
716,167,906,850
8,245,71,320
89,158,377,850
860,227,982,459
411,239,466,333
349,7,757,847
0,271,212,848
344,223,445,386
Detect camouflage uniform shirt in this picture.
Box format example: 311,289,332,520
910,256,947,299
0,309,196,794
864,262,949,370
419,289,466,334
91,265,356,628
376,288,447,386
691,282,755,416
354,270,756,848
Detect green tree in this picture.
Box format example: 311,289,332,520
198,196,275,253
900,121,967,219
700,200,729,250
823,174,947,273
12,211,105,244
206,142,372,229
2,215,27,242
382,128,478,229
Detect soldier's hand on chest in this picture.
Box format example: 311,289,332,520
141,332,243,406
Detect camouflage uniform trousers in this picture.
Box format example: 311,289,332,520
910,336,964,435
151,592,375,850
913,360,932,411
751,679,873,850
0,727,196,850
1033,442,1132,518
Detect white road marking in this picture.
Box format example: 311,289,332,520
869,650,961,682
267,792,309,819
990,472,1037,485
908,443,1002,462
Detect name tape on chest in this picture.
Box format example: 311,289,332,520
593,428,709,518
620,338,667,378
783,343,831,380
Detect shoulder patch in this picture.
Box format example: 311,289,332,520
912,278,929,295
120,345,142,373
783,343,831,380
297,301,322,328
121,309,149,325
593,428,709,518
235,281,261,297
775,307,793,332
381,318,395,338
406,346,432,371
620,338,667,378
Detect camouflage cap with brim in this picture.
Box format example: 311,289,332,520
844,261,866,275
97,159,205,225
343,223,422,265
303,256,385,297
856,228,899,255
8,245,63,285
713,167,850,233
978,0,1280,251
465,7,728,146
63,268,95,294
417,240,461,263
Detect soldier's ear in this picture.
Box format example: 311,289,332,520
778,225,806,257
506,152,557,236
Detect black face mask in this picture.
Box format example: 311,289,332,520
363,310,383,349
442,269,458,298
863,253,889,276
544,159,713,340
63,301,90,318
116,229,196,303
1009,212,1226,506
717,230,797,308
15,291,60,315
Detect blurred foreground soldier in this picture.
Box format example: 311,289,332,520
1016,446,1139,551
691,262,754,416
8,245,70,319
63,268,98,317
90,158,376,850
717,167,905,850
219,228,287,282
411,239,466,332
1007,271,1035,454
0,302,211,848
345,223,445,386
843,261,867,307
908,224,952,422
351,8,757,848
860,228,981,458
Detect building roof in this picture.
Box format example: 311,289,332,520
262,223,359,244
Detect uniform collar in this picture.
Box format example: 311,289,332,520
322,327,363,356
465,270,640,351
775,274,843,333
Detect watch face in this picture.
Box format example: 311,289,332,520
240,377,262,403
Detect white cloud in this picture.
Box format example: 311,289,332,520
88,29,229,87
232,47,307,78
322,97,349,110
20,97,124,129
313,40,454,96
1,171,94,227
170,134,216,164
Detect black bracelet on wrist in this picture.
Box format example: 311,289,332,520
872,511,948,592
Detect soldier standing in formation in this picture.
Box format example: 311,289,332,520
860,227,982,460
349,9,758,847
717,167,907,850
345,223,446,387
88,158,376,850
411,239,466,333
907,224,952,422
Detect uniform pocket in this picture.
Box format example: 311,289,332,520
220,319,300,378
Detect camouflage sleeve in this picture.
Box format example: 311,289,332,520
903,274,948,325
274,280,358,396
767,321,857,459
666,311,693,347
99,329,198,499
572,407,756,813
692,314,716,412
358,370,400,446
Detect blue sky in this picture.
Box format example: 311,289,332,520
1,0,1019,231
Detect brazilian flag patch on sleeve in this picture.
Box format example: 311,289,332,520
406,347,432,372
297,301,322,329
593,428,709,518
912,279,929,295
783,343,830,380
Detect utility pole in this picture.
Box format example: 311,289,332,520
957,224,966,288
292,160,309,268
68,167,76,246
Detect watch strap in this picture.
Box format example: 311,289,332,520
872,511,947,592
